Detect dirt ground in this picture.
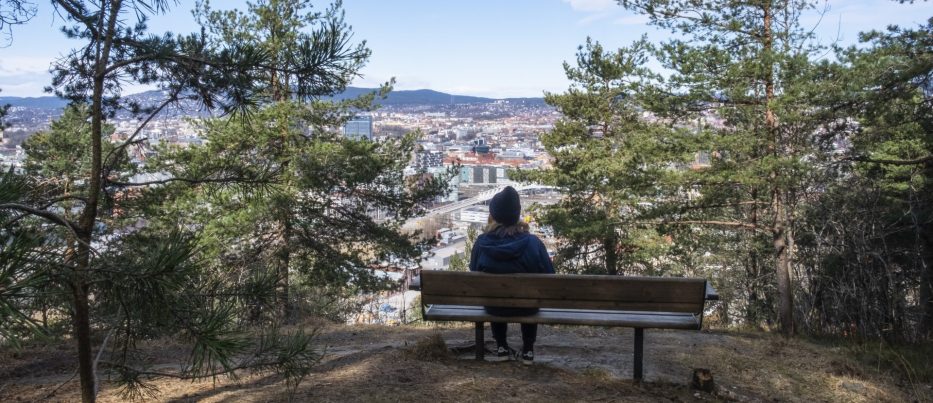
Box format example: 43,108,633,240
1,323,929,402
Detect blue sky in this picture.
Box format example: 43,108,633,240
1,0,931,98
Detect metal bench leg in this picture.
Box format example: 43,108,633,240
475,322,484,361
633,328,644,380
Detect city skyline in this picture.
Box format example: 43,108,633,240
1,0,932,98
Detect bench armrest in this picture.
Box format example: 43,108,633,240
705,282,719,301
409,275,421,291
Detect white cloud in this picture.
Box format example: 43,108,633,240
0,57,52,96
562,0,617,13
0,81,47,97
0,56,53,76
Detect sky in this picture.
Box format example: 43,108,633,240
1,0,931,98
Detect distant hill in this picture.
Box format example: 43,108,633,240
330,87,496,105
0,96,69,109
0,87,545,111
323,87,547,106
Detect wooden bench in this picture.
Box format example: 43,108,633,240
413,270,719,380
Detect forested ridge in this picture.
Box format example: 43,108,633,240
1,0,931,402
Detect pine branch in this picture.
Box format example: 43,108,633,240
0,203,82,234
844,155,933,166
102,90,180,174
39,195,89,209
107,176,274,188
101,359,281,380
51,0,99,39
676,201,768,211
625,2,763,39
659,220,763,232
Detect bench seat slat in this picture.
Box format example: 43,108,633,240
421,294,703,313
433,304,700,319
424,304,701,330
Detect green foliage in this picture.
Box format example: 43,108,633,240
146,100,449,325
151,0,441,326
0,1,412,400
790,17,933,342
293,283,365,323
514,38,683,276
608,0,836,335
196,0,371,102
557,0,933,340
0,225,51,346
21,105,129,215
448,226,478,272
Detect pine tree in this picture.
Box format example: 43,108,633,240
514,39,682,275
801,16,933,341
178,0,447,321
149,102,449,322
618,0,830,335
849,19,933,340
0,1,384,401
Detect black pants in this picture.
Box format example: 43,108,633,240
491,322,537,351
484,307,539,351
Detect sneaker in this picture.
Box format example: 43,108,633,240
491,346,516,362
521,350,534,365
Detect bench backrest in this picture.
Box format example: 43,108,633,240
420,271,707,314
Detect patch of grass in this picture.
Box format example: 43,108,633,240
404,333,450,361
847,341,933,385
801,334,932,400
580,366,613,381
805,335,932,382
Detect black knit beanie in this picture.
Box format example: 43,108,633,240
489,186,521,226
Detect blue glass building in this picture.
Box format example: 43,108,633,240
343,115,373,140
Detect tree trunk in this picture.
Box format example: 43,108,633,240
72,265,95,403
72,0,122,397
73,81,104,403
275,106,292,322
762,0,794,336
746,189,761,326
785,200,798,334
604,235,618,276
773,192,794,336
746,249,762,326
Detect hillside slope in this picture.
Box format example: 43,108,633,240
0,324,927,402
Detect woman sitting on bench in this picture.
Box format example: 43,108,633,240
469,186,555,364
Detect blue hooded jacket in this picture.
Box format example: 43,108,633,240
469,231,554,316
469,232,555,275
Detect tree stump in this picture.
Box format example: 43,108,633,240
692,368,715,392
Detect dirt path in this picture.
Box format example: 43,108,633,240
0,324,927,402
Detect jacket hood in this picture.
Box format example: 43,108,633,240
474,232,530,261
